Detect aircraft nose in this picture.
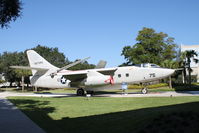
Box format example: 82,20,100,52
166,69,175,76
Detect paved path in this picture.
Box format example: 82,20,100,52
0,91,74,98
97,91,199,97
0,94,45,133
1,91,199,98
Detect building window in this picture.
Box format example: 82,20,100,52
126,73,129,77
118,74,121,78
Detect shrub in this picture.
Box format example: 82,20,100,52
0,80,6,84
128,83,168,89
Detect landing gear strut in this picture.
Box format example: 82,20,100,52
76,88,85,96
86,91,94,95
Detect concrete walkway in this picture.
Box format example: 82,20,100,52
1,90,199,98
0,97,45,133
98,91,199,97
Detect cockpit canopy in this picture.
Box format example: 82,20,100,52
135,63,160,68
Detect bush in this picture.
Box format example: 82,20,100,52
147,83,168,89
128,83,168,89
0,80,6,84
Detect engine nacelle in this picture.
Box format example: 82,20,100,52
85,71,113,86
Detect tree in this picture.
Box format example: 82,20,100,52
0,0,22,28
32,45,70,68
160,60,179,69
185,50,198,85
121,27,178,65
14,69,31,91
178,51,187,83
0,51,33,86
160,60,178,88
0,51,22,85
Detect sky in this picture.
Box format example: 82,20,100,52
0,0,199,67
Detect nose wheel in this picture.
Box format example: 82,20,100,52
141,87,148,94
76,88,85,96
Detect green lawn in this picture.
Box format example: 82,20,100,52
8,96,199,133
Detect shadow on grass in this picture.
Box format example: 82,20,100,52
94,90,121,95
172,83,199,92
0,89,5,92
9,98,199,133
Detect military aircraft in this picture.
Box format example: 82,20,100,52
11,50,175,96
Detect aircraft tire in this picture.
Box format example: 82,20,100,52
77,88,85,96
141,87,148,94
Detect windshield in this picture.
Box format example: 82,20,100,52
135,63,160,68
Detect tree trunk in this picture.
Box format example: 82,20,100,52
9,82,12,87
169,76,172,88
188,64,191,85
21,76,24,92
182,70,185,84
34,86,37,92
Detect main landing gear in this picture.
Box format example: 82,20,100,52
76,88,94,96
76,88,85,96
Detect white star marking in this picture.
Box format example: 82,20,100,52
61,77,67,84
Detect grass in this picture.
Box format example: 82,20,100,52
8,96,199,133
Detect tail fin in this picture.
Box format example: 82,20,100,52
95,60,107,69
26,50,58,75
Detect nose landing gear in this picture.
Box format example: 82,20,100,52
141,87,148,94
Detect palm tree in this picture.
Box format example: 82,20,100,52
161,60,179,69
161,60,178,88
15,69,31,92
178,52,187,84
185,50,198,85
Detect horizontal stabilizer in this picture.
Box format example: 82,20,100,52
10,66,49,71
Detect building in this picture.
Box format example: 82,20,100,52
181,44,199,82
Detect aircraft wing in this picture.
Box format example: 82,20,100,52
10,66,49,71
59,68,117,85
50,57,90,76
59,68,117,76
60,71,87,87
97,68,117,75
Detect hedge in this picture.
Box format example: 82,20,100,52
128,83,168,89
